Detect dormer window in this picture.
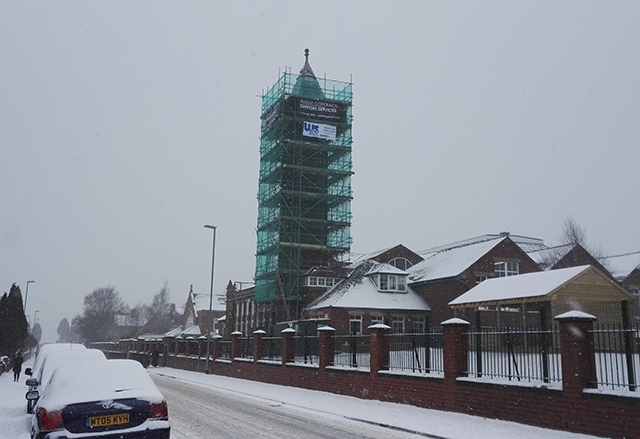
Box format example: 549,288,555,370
374,274,407,292
495,261,519,277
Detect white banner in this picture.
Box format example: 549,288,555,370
302,121,336,141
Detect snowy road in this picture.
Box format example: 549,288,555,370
153,374,417,438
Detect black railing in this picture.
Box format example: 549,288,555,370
263,336,283,361
386,330,444,375
333,334,370,369
591,322,640,391
293,335,318,364
239,337,253,359
218,340,232,360
465,327,562,385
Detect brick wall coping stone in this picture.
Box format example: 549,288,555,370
368,323,391,330
253,329,267,334
317,326,336,332
231,331,243,335
554,310,597,320
212,335,222,339
441,317,470,325
281,328,296,333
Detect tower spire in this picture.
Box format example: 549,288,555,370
299,48,316,78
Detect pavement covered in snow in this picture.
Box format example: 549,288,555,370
1,362,603,439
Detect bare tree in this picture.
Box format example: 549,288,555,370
143,281,176,334
73,286,125,343
560,216,587,246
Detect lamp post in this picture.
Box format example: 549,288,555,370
24,280,35,317
204,224,217,374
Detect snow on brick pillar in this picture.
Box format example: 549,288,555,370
442,318,470,385
318,326,336,370
281,328,296,365
253,330,266,363
212,335,222,361
231,331,242,360
555,311,597,398
198,336,206,358
174,337,181,355
369,324,391,376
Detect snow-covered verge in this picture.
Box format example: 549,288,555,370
149,367,602,439
0,365,32,439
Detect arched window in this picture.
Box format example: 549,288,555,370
389,257,413,271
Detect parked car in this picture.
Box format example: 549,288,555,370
25,343,87,379
25,348,106,414
28,359,170,439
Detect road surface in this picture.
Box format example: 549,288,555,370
152,374,420,439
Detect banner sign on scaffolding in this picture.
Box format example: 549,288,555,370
302,121,336,141
298,98,343,121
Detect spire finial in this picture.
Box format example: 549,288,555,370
304,48,309,62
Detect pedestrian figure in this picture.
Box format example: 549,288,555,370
152,348,159,368
13,353,24,382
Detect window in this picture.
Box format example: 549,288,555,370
390,257,413,271
375,274,407,292
476,275,487,284
631,288,640,319
413,317,426,333
305,276,336,287
349,314,363,335
392,316,405,334
371,314,383,326
495,261,519,277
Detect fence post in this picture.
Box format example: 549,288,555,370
555,311,597,398
369,324,391,376
231,331,242,360
174,336,181,356
254,330,266,363
318,326,336,371
281,328,296,365
442,318,470,385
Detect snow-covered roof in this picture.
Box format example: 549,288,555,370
181,325,201,336
599,251,640,281
419,233,545,257
191,291,226,312
164,327,182,337
449,265,592,306
526,243,574,269
409,237,505,284
307,260,429,312
347,246,395,268
366,263,407,276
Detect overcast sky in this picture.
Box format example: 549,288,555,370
2,1,639,341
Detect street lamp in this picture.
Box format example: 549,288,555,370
204,224,217,374
24,280,35,316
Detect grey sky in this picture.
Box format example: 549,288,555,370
2,1,639,341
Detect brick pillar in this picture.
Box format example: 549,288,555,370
254,330,266,363
318,326,336,371
212,335,222,360
442,318,470,385
369,324,391,375
555,311,597,398
231,331,242,360
198,336,206,358
163,336,173,367
281,328,296,365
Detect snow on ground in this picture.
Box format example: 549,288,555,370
0,361,602,439
149,367,601,439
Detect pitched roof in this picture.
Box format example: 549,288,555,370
448,265,630,307
307,260,429,311
408,236,506,284
599,251,640,281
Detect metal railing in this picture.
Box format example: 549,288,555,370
465,327,562,385
239,337,253,359
386,331,444,375
263,336,283,361
333,334,370,369
218,340,232,360
293,335,318,365
591,323,640,391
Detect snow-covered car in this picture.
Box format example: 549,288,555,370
28,359,170,439
25,343,86,379
25,348,106,414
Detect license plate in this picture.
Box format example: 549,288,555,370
87,413,130,428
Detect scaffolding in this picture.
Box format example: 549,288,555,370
254,59,353,312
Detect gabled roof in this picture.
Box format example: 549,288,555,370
526,243,574,268
419,233,545,257
449,265,632,308
307,260,429,312
408,236,506,284
599,251,640,281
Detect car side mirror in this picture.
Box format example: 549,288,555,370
25,378,38,387
25,390,39,401
25,368,32,376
